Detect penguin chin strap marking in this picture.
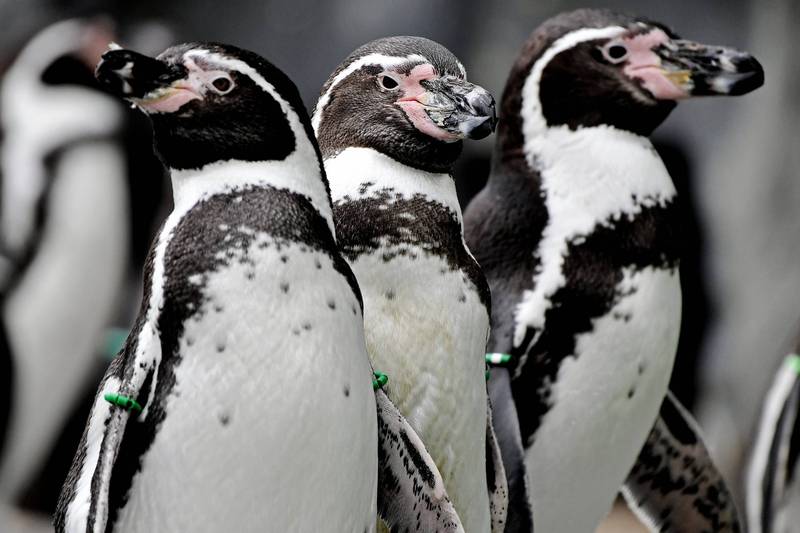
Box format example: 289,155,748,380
103,393,143,415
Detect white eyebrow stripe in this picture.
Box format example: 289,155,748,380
520,26,626,148
311,52,428,133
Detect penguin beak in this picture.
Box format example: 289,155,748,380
95,46,202,113
654,39,764,97
623,29,764,100
398,76,497,141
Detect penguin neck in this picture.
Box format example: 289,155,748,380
169,147,335,235
523,122,675,207
325,146,461,216
491,94,677,216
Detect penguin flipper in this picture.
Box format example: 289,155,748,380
486,375,510,532
375,388,465,533
622,390,742,532
54,353,131,532
488,367,534,533
746,354,800,533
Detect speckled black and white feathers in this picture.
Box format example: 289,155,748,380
485,400,509,532
56,41,380,533
318,36,498,532
55,185,363,530
376,389,463,533
623,392,743,533
335,185,489,309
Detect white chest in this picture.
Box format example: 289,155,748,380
115,239,377,533
514,126,677,348
525,266,681,533
326,146,492,532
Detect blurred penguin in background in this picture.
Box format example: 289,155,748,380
747,348,800,533
0,17,167,526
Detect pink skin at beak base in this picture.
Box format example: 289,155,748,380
622,28,690,100
395,63,461,142
136,85,202,113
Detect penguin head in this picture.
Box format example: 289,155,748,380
502,8,764,138
96,42,316,170
313,36,496,174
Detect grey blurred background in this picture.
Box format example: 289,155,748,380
0,0,797,530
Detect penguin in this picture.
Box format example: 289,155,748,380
313,36,507,533
747,351,800,533
0,19,131,512
55,42,462,533
463,9,763,532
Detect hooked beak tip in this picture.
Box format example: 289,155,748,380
463,91,497,140
464,111,496,140
725,58,764,95
95,48,182,101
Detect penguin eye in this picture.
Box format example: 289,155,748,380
378,74,400,91
601,42,629,64
210,75,234,94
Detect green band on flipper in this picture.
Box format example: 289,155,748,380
104,392,143,414
787,354,800,375
373,371,388,390
486,353,512,365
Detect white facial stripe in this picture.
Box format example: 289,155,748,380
311,52,428,133
520,26,626,153
180,49,330,216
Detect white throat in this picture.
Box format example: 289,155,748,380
169,153,333,235
167,49,334,233
324,147,460,216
